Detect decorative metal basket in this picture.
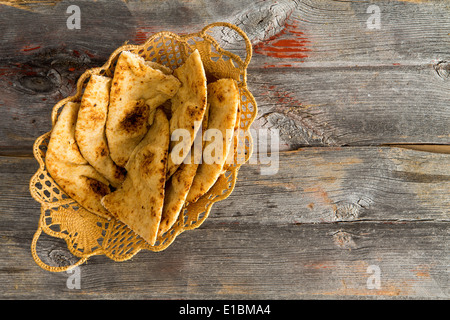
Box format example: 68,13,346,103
29,22,257,272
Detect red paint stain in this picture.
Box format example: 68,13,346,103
84,50,96,59
21,45,41,52
254,20,311,61
0,63,36,78
133,24,159,44
0,68,13,77
263,64,293,69
14,62,37,76
134,29,149,44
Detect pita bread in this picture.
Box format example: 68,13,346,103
158,104,209,237
46,102,112,219
186,78,240,203
101,108,169,245
166,49,207,178
145,61,172,75
75,75,125,188
224,99,242,169
106,50,180,167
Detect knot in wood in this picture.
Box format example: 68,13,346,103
434,61,450,79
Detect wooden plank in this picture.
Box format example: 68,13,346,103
0,1,134,60
249,65,450,149
2,146,449,229
213,146,450,224
1,221,448,299
1,0,449,66
237,0,450,68
0,146,448,300
1,59,449,153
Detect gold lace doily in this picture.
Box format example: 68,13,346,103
29,22,257,272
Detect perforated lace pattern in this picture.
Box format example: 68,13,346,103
29,23,257,272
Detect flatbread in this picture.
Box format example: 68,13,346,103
186,78,240,203
224,98,242,169
158,104,209,237
75,75,125,188
145,61,172,75
166,49,207,178
106,50,180,167
101,108,169,245
46,102,112,219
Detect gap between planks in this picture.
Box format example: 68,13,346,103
1,144,449,158
382,144,450,155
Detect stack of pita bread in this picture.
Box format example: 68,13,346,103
45,49,241,246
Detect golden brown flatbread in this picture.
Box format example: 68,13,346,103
158,104,210,237
46,102,112,219
101,109,170,245
224,98,242,168
106,50,180,167
186,78,240,203
166,49,208,178
75,75,125,188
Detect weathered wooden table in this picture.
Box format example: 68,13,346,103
0,0,448,299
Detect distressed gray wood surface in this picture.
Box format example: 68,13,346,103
1,147,449,229
2,221,448,299
0,149,449,299
249,65,450,149
0,0,448,299
1,0,449,153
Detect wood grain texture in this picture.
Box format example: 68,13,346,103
249,65,450,149
1,147,449,298
214,146,450,224
0,0,448,299
2,147,448,229
2,62,449,153
0,0,449,152
1,221,448,299
240,0,450,68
